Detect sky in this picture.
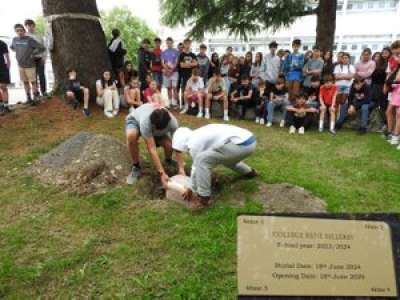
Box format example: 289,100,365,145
0,0,163,37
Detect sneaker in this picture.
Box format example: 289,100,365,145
105,111,114,118
196,112,203,118
82,109,91,117
255,117,260,124
397,144,400,151
260,118,265,125
129,107,135,114
205,113,210,120
298,127,305,135
191,102,196,108
266,122,272,127
289,126,296,134
319,127,324,133
180,107,188,115
112,110,119,117
357,128,367,135
171,99,178,107
280,120,285,128
329,129,336,135
126,165,141,185
389,136,400,145
223,115,230,122
244,169,258,179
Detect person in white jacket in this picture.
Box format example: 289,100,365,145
172,124,258,210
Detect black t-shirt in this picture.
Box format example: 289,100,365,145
179,51,197,79
0,40,9,71
303,86,320,101
371,66,387,85
66,79,81,93
138,47,152,74
349,84,370,106
239,63,251,78
271,86,288,97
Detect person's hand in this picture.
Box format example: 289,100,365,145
182,188,193,202
348,105,356,115
160,172,169,190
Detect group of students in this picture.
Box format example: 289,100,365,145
0,20,48,114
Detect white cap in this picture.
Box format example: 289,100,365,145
172,127,193,153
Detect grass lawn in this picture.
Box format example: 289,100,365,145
0,98,399,298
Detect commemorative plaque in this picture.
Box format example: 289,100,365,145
238,216,398,297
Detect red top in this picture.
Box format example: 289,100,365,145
143,88,155,103
320,85,337,106
152,47,162,73
389,57,398,73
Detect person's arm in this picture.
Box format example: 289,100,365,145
231,89,239,101
331,91,338,108
96,82,104,97
175,151,186,176
286,105,297,112
270,91,275,102
319,90,325,107
5,52,10,69
302,61,310,76
243,89,253,101
144,137,169,188
191,56,198,67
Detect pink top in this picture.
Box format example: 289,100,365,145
391,84,400,107
355,60,376,84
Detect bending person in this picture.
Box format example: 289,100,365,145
172,124,258,210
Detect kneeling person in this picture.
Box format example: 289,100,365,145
172,124,257,210
126,103,179,188
287,92,318,135
65,68,90,116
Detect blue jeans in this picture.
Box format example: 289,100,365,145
337,102,372,129
267,100,288,123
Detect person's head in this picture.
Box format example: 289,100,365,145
154,37,162,48
269,41,278,54
292,39,301,52
240,75,250,87
342,52,351,65
296,92,307,106
183,38,192,51
361,48,372,62
102,70,112,81
111,29,120,39
142,38,151,49
258,80,266,90
14,24,26,37
129,77,140,89
172,127,192,153
199,44,207,55
150,109,171,130
323,74,335,87
149,80,158,91
324,50,333,62
305,50,313,60
277,49,285,58
310,75,321,88
353,76,365,90
239,56,245,65
226,46,233,55
232,56,240,66
66,68,77,80
213,68,222,79
245,51,253,64
124,61,133,71
211,52,219,63
177,42,184,52
275,76,286,89
336,51,344,64
255,52,263,65
145,74,153,84
191,68,200,81
373,52,385,68
391,41,400,63
382,47,392,60
166,37,174,48
222,55,229,65
24,19,35,33
312,46,321,59
284,50,291,58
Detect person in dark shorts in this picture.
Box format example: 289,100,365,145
0,39,11,113
178,39,197,112
65,68,90,117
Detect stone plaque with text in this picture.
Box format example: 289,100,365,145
238,216,398,298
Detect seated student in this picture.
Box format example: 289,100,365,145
230,75,255,119
96,70,120,118
121,61,138,87
204,69,229,121
287,92,318,135
266,76,289,127
124,77,142,113
255,80,268,125
172,124,257,211
303,75,321,109
65,68,90,117
341,77,372,135
319,74,338,134
143,80,164,106
181,68,205,116
141,73,153,92
0,38,10,114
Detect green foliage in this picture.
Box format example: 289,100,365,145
160,0,316,40
34,16,45,35
101,7,157,67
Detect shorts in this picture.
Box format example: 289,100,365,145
19,67,36,82
153,72,163,86
163,72,178,88
67,89,83,102
125,115,169,146
337,85,351,94
187,94,200,102
0,68,10,85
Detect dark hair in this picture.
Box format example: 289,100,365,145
292,39,302,46
269,41,278,48
323,74,335,83
200,44,207,49
240,75,250,82
312,45,321,51
192,68,200,76
154,37,161,43
254,52,263,66
178,42,183,47
142,38,151,45
101,70,114,89
342,52,351,59
382,47,392,56
124,61,138,82
183,38,191,44
296,91,307,100
166,37,173,42
276,76,286,85
213,68,221,76
150,109,171,130
112,29,120,38
14,24,25,31
362,48,372,56
227,46,233,51
24,19,35,26
311,75,320,82
353,76,365,85
66,68,77,75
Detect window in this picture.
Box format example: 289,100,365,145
379,1,385,8
347,3,353,10
368,1,374,9
250,46,255,52
389,0,397,8
242,46,246,52
351,44,358,50
303,45,309,51
362,44,368,50
372,44,379,50
210,47,215,52
356,2,363,9
337,4,343,10
234,47,239,52
341,44,348,50
333,44,338,50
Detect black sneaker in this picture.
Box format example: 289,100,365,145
358,128,367,135
126,165,141,185
73,100,79,110
245,169,258,179
165,158,178,168
82,109,91,117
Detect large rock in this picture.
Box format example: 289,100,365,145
255,183,327,213
28,132,131,194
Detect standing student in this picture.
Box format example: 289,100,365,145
172,124,257,210
266,76,289,128
178,39,198,111
152,37,163,90
0,38,11,113
283,39,305,102
197,44,210,85
64,69,90,117
230,75,255,119
107,28,127,86
96,70,120,118
261,41,281,94
255,80,268,125
287,92,318,135
208,53,220,80
25,19,47,97
176,42,184,106
182,68,205,116
204,69,229,121
250,52,263,88
302,46,323,88
304,75,321,109
371,52,388,126
11,24,45,104
138,39,152,91
322,50,334,76
228,56,241,94
240,52,253,78
124,77,142,113
319,74,338,134
355,48,376,86
161,37,180,107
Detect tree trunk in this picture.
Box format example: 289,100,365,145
42,0,111,96
315,0,337,53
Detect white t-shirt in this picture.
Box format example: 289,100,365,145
334,64,355,87
186,77,204,92
186,124,253,160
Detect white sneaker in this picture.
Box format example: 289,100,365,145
260,119,265,125
298,127,305,135
196,112,203,118
105,111,114,118
205,113,210,119
389,136,400,145
397,144,400,150
280,120,285,128
289,126,296,134
112,110,119,117
129,107,135,114
180,107,188,115
255,117,260,124
171,99,178,107
224,115,230,122
191,102,196,108
266,122,272,127
319,127,324,133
